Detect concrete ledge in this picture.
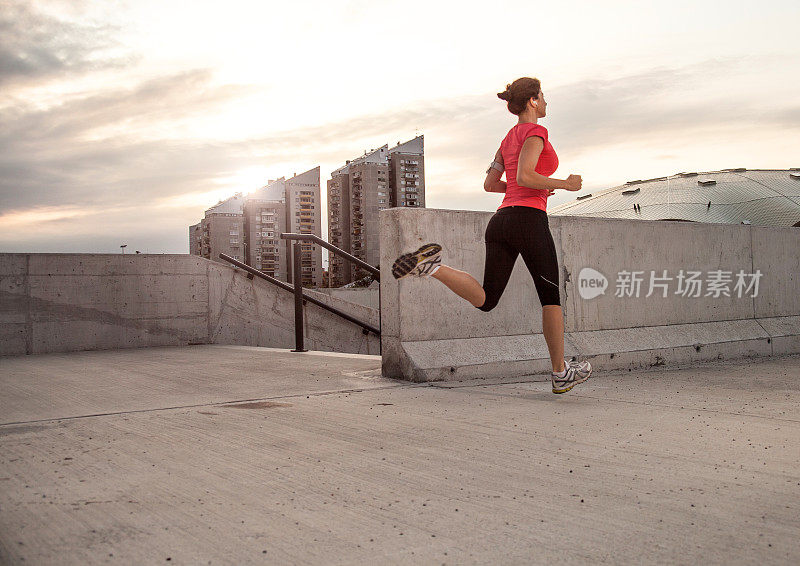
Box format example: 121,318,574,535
394,316,795,381
569,318,769,355
380,209,800,382
399,334,575,382
0,254,379,356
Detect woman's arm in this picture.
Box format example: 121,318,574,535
517,137,581,191
484,148,507,193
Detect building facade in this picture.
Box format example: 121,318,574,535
189,222,202,257
328,135,425,286
189,167,323,287
327,168,351,286
196,194,246,264
243,197,287,280
389,136,425,208
285,168,324,287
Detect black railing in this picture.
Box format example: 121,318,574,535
281,233,379,353
218,234,380,353
281,233,379,279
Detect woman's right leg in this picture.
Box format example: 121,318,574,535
431,266,485,307
427,211,518,310
430,245,567,372
431,236,518,309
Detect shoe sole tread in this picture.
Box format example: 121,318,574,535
391,243,442,279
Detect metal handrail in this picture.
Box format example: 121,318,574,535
220,233,381,354
279,233,381,353
218,253,380,339
280,233,379,279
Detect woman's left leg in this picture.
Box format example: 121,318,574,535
542,305,566,373
516,212,565,373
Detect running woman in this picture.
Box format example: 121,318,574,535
391,77,592,393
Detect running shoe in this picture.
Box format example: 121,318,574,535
391,243,442,279
551,358,592,394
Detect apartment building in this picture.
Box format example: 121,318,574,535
389,136,425,208
189,167,323,287
284,168,324,287
327,135,425,286
189,222,202,257
327,168,350,285
328,146,390,285
194,194,246,264
243,195,287,281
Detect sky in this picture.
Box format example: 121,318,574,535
1,0,798,255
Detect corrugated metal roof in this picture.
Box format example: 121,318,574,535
741,170,800,198
549,169,800,227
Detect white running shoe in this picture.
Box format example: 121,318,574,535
391,243,442,279
551,358,592,394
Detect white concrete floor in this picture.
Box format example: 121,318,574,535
1,346,799,565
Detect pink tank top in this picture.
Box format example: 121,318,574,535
498,123,559,212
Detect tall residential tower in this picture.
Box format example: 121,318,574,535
327,135,425,286
190,167,323,287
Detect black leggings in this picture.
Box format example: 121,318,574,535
477,205,561,311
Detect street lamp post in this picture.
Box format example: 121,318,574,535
120,244,127,255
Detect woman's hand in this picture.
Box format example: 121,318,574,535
564,174,582,191
518,137,578,194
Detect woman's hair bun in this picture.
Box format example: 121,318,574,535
497,77,541,116
497,83,514,100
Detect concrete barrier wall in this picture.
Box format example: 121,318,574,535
380,208,800,381
315,287,380,310
0,254,378,357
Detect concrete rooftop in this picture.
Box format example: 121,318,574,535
1,346,799,565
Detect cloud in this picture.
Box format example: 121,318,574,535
324,56,773,170
771,105,800,129
545,56,800,153
1,47,797,253
0,71,492,215
0,69,261,213
0,203,197,254
0,0,129,87
1,69,242,144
